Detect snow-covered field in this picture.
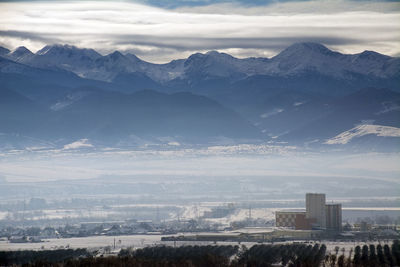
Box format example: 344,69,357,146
0,234,164,251
0,234,393,255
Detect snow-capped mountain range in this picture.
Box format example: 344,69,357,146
3,42,399,83
0,42,399,150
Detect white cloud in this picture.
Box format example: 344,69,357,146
174,1,400,15
0,1,399,62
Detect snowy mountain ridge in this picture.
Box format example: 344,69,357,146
1,43,399,150
1,42,398,83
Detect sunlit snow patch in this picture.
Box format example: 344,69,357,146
63,139,93,150
260,108,284,118
325,124,400,145
293,102,304,106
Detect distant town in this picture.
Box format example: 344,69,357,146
163,193,398,243
1,193,399,266
1,193,398,246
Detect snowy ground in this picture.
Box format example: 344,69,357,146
0,234,394,256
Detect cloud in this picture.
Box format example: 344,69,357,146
0,30,63,43
0,0,399,62
173,1,400,15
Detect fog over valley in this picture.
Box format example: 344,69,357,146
1,148,399,209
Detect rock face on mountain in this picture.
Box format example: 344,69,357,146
0,42,399,150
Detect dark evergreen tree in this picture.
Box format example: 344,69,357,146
353,245,361,267
369,244,377,267
377,244,386,266
384,244,394,267
392,239,400,265
361,245,369,267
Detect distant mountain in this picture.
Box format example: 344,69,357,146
182,51,252,79
23,44,101,71
0,86,46,138
279,88,400,146
0,82,261,147
165,43,399,96
2,42,399,94
37,44,101,59
0,55,115,105
210,86,400,150
266,43,398,78
7,46,34,62
56,89,261,143
1,42,399,150
90,51,141,81
219,88,329,138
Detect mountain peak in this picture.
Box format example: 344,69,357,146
205,50,220,56
11,46,33,56
125,53,143,63
37,44,71,55
357,50,390,60
186,51,236,63
97,51,132,66
37,44,101,59
205,50,236,59
276,42,338,58
107,51,124,59
7,46,34,61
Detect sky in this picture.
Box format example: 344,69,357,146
0,0,399,63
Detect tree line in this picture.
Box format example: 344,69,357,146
1,240,399,266
0,248,89,266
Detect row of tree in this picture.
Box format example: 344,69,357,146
340,240,400,267
236,243,326,266
1,240,399,266
0,248,89,266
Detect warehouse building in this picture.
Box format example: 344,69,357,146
275,211,316,230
